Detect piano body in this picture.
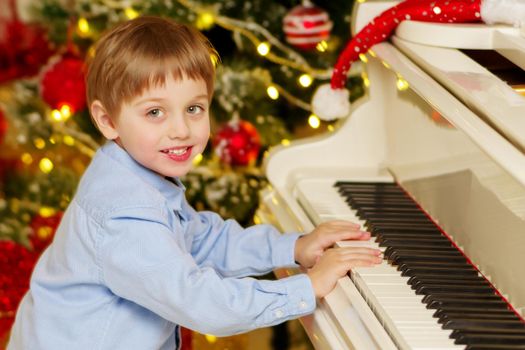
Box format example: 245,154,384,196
257,1,525,349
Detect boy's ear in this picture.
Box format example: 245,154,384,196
90,100,119,140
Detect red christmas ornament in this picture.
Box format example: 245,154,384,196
0,108,7,145
0,15,54,83
40,54,86,113
0,211,61,338
312,0,525,121
0,241,39,339
213,120,261,166
283,1,333,50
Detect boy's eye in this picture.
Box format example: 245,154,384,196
187,105,204,114
146,108,163,118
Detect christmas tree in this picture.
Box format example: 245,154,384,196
0,0,364,347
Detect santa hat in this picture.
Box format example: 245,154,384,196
312,0,525,121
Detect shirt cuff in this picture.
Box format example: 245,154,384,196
272,274,316,321
271,232,301,268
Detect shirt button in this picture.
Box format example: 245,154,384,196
274,309,284,318
299,301,308,309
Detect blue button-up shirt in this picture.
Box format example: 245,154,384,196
8,141,315,350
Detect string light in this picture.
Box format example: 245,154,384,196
281,139,291,146
361,72,370,88
196,12,215,30
257,42,270,56
63,135,75,146
396,76,409,91
359,53,368,63
21,153,33,165
308,114,321,129
77,18,90,37
60,105,72,119
316,40,328,52
266,86,279,100
192,153,203,165
39,206,56,218
204,335,217,343
39,158,54,174
125,7,139,19
298,74,313,88
51,109,63,122
34,138,46,149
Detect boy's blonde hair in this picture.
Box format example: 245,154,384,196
86,16,217,118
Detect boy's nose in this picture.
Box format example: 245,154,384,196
168,116,190,139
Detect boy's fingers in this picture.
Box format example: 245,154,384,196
324,220,361,229
332,230,371,241
339,247,382,256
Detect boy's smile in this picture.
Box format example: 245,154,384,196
94,75,210,178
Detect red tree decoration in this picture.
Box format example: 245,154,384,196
0,108,7,146
0,0,54,83
213,120,261,166
40,54,86,113
0,211,62,341
283,1,333,50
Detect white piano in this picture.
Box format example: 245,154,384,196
257,1,525,349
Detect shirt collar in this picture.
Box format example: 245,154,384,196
100,140,186,210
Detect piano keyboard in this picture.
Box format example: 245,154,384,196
295,179,525,350
338,181,525,350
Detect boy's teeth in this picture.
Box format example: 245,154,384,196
167,148,187,155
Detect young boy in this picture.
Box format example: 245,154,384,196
8,16,381,349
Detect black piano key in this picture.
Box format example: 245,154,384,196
337,185,406,193
408,273,485,284
371,228,444,237
387,249,464,262
357,210,429,218
386,247,464,259
415,284,496,295
466,345,525,349
444,319,525,331
401,266,480,277
361,216,432,224
427,298,509,310
434,307,517,319
391,254,469,266
379,238,454,248
369,223,440,232
439,312,522,324
348,199,420,209
377,234,449,242
454,332,525,345
346,196,415,203
422,293,503,304
336,184,405,193
356,206,424,214
375,231,446,240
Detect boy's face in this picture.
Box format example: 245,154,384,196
106,75,210,178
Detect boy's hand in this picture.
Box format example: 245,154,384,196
307,247,382,298
294,220,371,268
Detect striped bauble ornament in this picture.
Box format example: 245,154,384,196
283,1,333,50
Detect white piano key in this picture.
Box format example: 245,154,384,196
352,262,462,349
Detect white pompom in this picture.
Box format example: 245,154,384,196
311,84,351,121
481,0,525,27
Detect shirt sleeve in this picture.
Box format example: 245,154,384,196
99,207,316,336
189,210,300,278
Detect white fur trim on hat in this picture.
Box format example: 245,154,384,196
312,84,351,121
481,0,525,27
